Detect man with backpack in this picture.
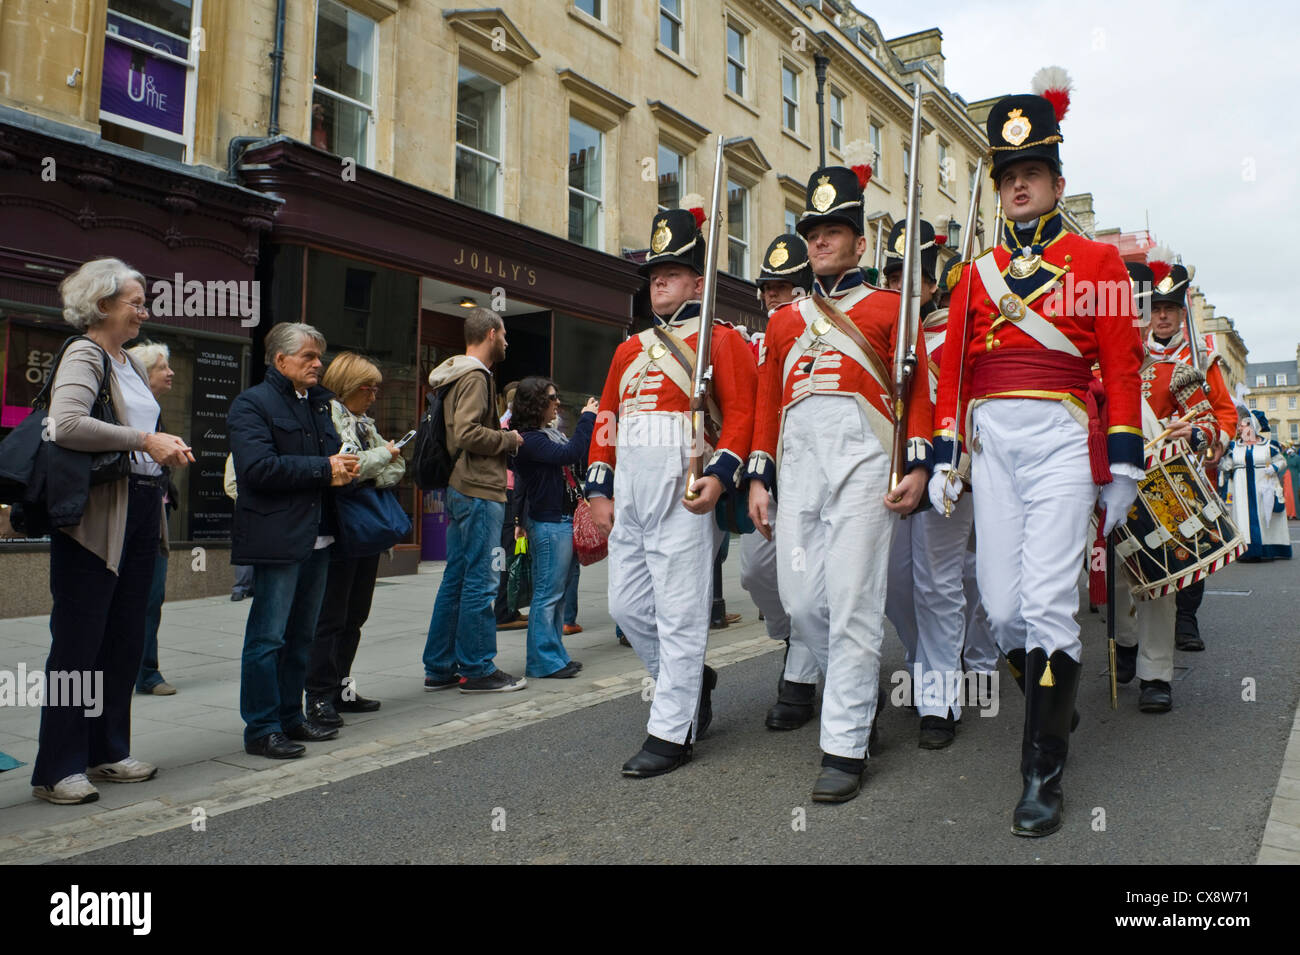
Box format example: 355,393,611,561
420,307,526,693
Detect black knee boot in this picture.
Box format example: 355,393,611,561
1012,649,1080,837
1175,580,1204,651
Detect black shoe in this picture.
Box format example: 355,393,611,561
245,732,305,759
812,755,866,803
540,661,582,679
1138,679,1172,713
621,736,690,778
458,670,527,693
697,665,718,739
231,592,248,602
1115,643,1137,685
285,720,339,742
1011,650,1079,838
424,675,459,692
306,696,344,727
335,693,381,713
765,680,816,730
918,712,956,749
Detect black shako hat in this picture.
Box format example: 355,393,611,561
1125,261,1154,303
987,67,1072,182
795,140,875,239
757,233,813,291
640,202,707,277
884,219,946,282
1146,246,1192,308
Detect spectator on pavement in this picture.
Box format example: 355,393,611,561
421,308,526,694
495,380,527,632
305,352,407,727
126,340,180,696
224,454,254,600
511,378,597,678
228,322,359,759
32,258,193,805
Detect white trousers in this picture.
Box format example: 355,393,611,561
962,547,1000,673
909,493,977,719
607,414,723,745
740,501,792,643
972,400,1098,663
1114,576,1177,683
885,517,919,667
776,397,893,759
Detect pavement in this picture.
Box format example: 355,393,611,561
1,537,1299,865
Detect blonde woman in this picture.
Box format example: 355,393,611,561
306,352,406,725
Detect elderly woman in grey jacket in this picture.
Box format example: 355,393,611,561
31,258,192,806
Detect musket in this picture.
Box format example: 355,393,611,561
941,157,985,516
683,135,727,502
873,216,886,276
889,83,924,493
1183,290,1204,371
1106,528,1118,709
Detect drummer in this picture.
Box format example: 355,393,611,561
1112,262,1224,713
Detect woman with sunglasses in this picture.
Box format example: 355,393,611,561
511,378,598,678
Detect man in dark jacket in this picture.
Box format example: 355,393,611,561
228,323,359,758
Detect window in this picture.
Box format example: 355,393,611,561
829,88,844,152
1256,374,1268,387
727,179,749,278
969,164,978,199
100,0,204,161
1277,373,1288,386
903,143,911,190
937,141,951,190
1268,397,1277,411
657,144,685,211
568,117,603,250
575,0,602,18
1292,422,1299,440
455,67,503,214
1248,398,1258,410
660,0,682,53
784,207,798,235
868,121,882,177
782,64,799,132
726,22,746,96
1290,397,1297,410
311,0,377,166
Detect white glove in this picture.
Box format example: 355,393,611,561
928,464,963,513
1099,475,1139,536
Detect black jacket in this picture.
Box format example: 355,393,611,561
227,366,341,565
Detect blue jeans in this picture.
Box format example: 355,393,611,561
563,557,580,626
422,487,505,681
240,547,330,744
525,517,575,677
231,563,254,597
136,551,168,691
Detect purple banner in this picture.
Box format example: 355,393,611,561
100,37,187,137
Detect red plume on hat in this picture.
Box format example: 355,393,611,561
679,193,706,228
933,235,947,247
1146,244,1176,286
1031,66,1073,122
843,140,874,189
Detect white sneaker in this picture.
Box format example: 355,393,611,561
87,756,158,783
33,773,100,805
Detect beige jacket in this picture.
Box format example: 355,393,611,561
48,338,162,574
427,355,512,502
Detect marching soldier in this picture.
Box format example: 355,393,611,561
586,202,757,778
746,234,818,727
881,221,974,747
1141,248,1237,652
929,68,1144,836
747,147,933,802
1112,261,1224,712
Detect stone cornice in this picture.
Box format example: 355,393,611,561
646,100,710,143
443,8,540,73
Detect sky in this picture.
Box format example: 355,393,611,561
855,0,1300,365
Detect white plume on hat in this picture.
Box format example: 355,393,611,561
1146,244,1176,266
1031,66,1073,121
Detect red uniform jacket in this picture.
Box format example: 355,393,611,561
585,301,757,498
1141,354,1219,451
745,270,933,490
933,210,1145,473
1158,334,1237,447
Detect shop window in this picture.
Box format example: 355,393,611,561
782,63,799,133
100,0,202,162
660,0,683,54
727,179,749,279
456,67,504,214
829,88,844,152
657,143,685,211
726,22,747,97
568,117,604,250
312,0,377,166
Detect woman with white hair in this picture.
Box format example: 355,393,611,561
31,258,193,805
125,340,179,697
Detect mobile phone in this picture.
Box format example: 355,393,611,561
394,429,418,449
